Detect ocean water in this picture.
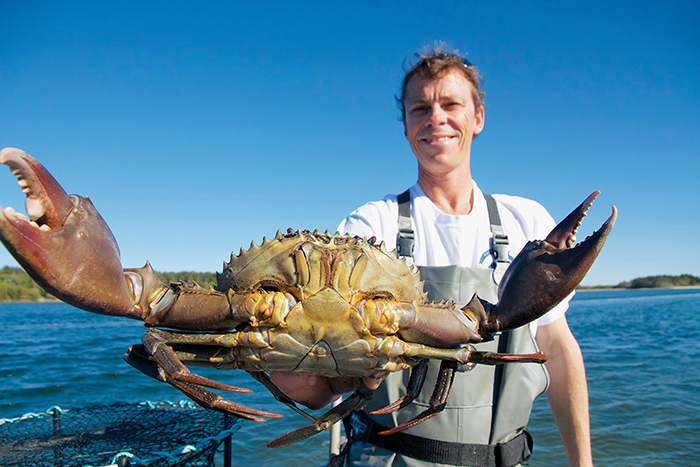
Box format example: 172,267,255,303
1,288,699,466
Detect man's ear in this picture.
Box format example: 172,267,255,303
474,105,485,136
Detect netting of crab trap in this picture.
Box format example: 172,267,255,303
0,401,242,467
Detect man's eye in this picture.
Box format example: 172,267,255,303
410,106,428,114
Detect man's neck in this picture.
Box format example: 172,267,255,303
417,169,475,215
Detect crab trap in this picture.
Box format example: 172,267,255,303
0,401,242,467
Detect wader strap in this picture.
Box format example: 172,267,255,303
490,328,511,441
395,190,511,284
336,410,532,467
396,190,415,258
483,194,511,285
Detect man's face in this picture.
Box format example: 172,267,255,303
403,69,485,178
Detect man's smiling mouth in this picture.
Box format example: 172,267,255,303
421,135,456,143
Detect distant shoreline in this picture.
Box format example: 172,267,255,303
2,286,700,304
0,297,61,303
2,268,697,302
576,285,700,292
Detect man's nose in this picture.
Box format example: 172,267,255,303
428,104,447,126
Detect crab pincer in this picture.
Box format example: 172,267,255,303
0,148,142,319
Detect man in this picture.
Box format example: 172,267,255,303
271,47,593,467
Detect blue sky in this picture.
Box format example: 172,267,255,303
1,1,698,286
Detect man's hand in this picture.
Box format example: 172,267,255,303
269,372,384,410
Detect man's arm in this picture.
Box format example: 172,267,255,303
536,314,594,467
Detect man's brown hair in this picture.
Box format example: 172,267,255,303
397,44,485,122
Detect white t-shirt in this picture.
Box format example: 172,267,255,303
337,181,569,336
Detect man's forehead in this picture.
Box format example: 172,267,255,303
404,69,474,102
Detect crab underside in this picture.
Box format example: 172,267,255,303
0,147,616,447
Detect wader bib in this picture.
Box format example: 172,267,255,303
336,191,549,467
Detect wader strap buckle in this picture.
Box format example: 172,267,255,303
484,194,511,285
396,190,415,258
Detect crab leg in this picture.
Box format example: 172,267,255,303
267,380,375,448
247,371,317,422
371,348,546,418
125,332,284,422
371,358,430,415
140,331,253,394
378,360,458,436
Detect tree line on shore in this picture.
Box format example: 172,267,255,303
600,274,700,289
0,266,698,302
0,267,218,302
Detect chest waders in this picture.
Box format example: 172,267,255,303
334,191,548,467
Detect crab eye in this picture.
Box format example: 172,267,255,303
256,281,281,293
365,291,395,301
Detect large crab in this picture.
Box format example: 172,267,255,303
0,148,616,447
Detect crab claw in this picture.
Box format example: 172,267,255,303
0,148,142,319
482,191,617,334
